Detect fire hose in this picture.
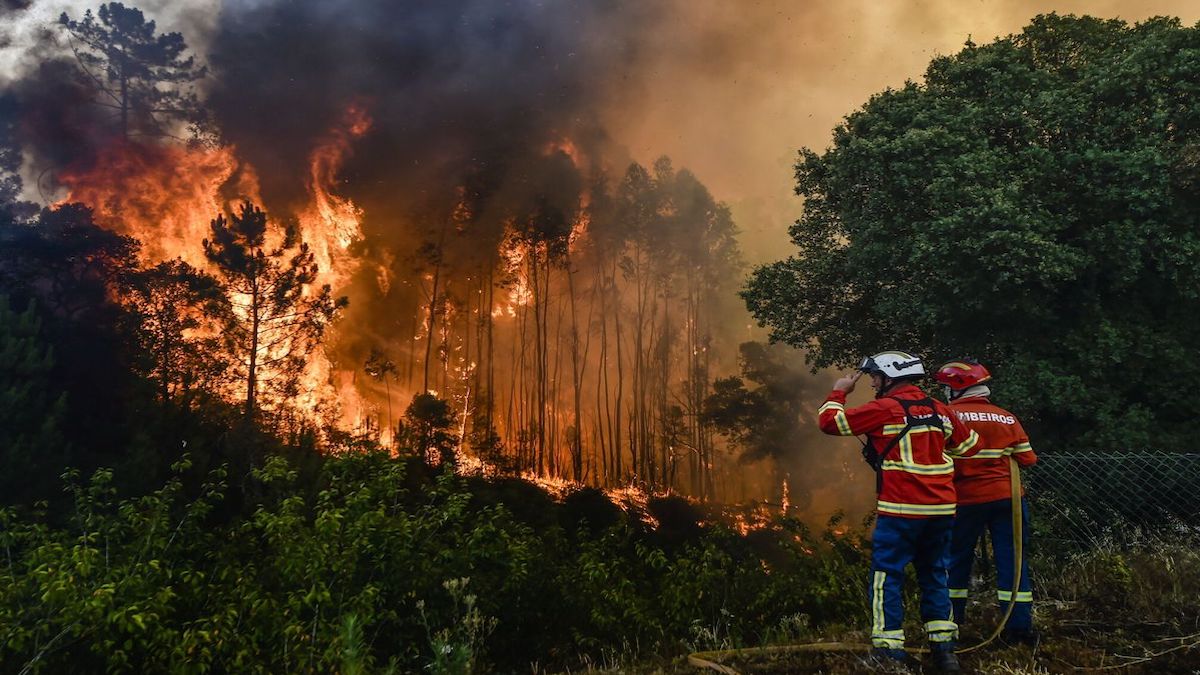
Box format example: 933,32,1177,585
688,456,1024,674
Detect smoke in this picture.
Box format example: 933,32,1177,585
3,0,1197,509
8,0,1199,246
600,0,1200,265
198,0,680,421
208,0,658,213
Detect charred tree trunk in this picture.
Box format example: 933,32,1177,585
611,255,625,483
566,249,584,482
423,218,450,392
245,279,260,420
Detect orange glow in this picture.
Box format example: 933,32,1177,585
493,235,534,317
568,212,589,252
58,142,246,267
298,104,373,292
58,105,374,426
545,137,583,167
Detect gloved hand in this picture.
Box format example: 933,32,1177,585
833,371,862,393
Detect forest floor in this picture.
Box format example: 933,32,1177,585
691,614,1198,674
589,601,1200,674
594,520,1200,675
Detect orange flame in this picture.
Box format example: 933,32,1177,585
58,142,248,266
493,234,534,317
298,103,372,292
58,105,374,427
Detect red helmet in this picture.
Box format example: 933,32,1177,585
934,359,992,391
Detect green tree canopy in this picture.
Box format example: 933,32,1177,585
0,296,68,504
743,14,1200,451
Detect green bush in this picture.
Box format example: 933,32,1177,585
0,451,873,673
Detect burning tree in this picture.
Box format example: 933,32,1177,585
401,392,455,467
203,201,347,421
363,347,397,437
0,204,139,321
58,2,207,140
124,259,226,407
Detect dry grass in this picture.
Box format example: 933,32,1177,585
586,531,1200,674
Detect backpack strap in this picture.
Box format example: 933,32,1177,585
862,396,945,493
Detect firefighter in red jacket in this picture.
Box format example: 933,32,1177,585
819,351,980,673
935,360,1039,645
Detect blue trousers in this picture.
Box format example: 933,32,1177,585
869,514,958,649
948,498,1033,631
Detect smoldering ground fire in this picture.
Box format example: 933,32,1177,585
1,0,873,517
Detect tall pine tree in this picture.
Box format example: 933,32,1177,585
203,201,346,421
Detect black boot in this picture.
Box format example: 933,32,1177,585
929,643,961,674
1001,627,1041,647
867,647,917,670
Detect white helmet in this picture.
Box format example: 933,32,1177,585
859,351,926,380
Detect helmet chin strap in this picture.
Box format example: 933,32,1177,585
874,376,897,399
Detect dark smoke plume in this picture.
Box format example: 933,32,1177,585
206,0,675,383
209,0,661,215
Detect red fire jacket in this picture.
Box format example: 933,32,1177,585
819,384,980,518
946,396,1037,505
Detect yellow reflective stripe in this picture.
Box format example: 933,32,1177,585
956,448,1006,459
948,588,968,599
1011,442,1033,453
925,620,958,641
872,571,887,638
900,429,914,466
872,636,905,649
997,590,1033,602
881,423,942,436
876,500,957,516
818,401,854,436
881,459,955,475
946,429,980,456
833,410,852,436
872,627,904,649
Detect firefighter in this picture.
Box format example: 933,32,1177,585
819,351,980,673
935,360,1039,645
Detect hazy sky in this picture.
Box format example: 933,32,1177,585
4,0,1198,261
603,0,1200,262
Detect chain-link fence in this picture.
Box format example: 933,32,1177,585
1024,451,1200,548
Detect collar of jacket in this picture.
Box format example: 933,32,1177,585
953,384,992,401
879,383,926,399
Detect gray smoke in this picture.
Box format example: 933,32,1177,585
208,0,662,216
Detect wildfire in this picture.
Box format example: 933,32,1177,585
568,212,589,252
56,104,375,426
545,137,583,169
298,104,372,292
57,141,245,267
493,236,534,317
728,503,777,536
604,484,660,528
